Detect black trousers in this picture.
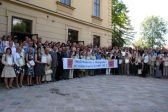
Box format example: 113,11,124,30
142,63,148,77
56,66,63,80
74,69,79,78
95,69,101,75
63,70,69,79
112,68,118,75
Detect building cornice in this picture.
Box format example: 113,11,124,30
8,0,112,32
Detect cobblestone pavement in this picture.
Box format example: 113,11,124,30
0,75,168,112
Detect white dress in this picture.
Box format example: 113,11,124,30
42,54,52,81
1,54,16,78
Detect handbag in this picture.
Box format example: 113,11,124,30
45,69,53,75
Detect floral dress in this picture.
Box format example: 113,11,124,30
14,53,25,74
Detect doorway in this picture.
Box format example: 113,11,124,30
11,32,38,43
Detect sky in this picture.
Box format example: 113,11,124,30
121,0,168,41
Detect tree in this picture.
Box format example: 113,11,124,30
13,22,27,32
140,16,168,48
112,0,135,46
133,37,150,48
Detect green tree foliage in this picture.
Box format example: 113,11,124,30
133,37,150,48
13,22,27,33
112,0,134,46
140,16,168,48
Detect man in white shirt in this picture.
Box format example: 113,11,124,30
4,41,16,56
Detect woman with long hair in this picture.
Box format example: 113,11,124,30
35,47,45,85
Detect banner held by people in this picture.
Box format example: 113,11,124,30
63,58,118,69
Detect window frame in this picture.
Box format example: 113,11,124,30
60,0,71,6
68,29,79,42
93,35,100,47
11,16,32,33
94,0,100,18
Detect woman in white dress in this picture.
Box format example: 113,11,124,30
1,48,16,89
42,48,52,83
14,47,25,87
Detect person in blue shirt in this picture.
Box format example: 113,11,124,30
95,51,101,75
95,51,101,60
25,41,35,54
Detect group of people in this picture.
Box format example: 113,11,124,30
0,35,168,89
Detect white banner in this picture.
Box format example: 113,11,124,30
63,58,118,69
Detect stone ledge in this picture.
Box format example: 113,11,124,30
56,1,75,15
91,15,103,25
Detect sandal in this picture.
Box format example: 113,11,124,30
6,86,10,89
17,85,20,88
9,86,14,89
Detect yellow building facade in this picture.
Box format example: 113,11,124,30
0,0,112,46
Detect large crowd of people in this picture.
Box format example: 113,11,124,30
0,35,168,89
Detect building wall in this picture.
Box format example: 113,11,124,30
0,0,112,47
19,0,111,29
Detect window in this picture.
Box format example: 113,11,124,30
60,0,71,6
93,35,100,46
94,0,100,18
68,29,78,42
12,17,32,33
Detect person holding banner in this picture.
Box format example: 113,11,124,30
62,47,70,80
85,52,90,76
111,52,118,75
35,47,45,85
106,53,111,75
162,53,168,77
69,51,74,79
1,48,16,89
14,47,25,87
80,51,86,77
118,52,124,76
73,49,80,78
95,51,101,75
90,51,96,76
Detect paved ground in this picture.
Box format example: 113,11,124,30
0,75,168,112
